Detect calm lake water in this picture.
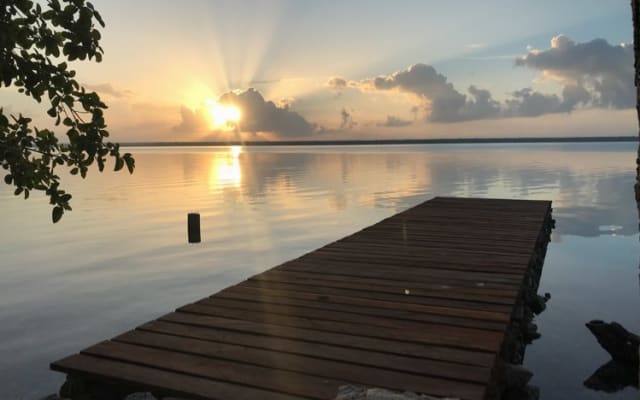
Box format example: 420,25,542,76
0,143,638,400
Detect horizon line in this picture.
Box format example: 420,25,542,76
120,136,639,147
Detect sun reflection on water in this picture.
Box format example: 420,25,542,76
209,146,243,191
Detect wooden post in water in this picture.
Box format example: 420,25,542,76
188,213,201,243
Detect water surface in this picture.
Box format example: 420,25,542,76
0,143,638,400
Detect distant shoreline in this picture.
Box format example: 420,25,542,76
120,136,639,147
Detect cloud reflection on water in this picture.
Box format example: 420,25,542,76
165,143,639,238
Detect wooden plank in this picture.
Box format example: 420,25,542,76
139,321,492,381
82,340,486,400
160,312,496,367
281,258,524,286
313,245,534,266
296,249,532,274
214,286,507,331
51,354,307,400
115,330,488,397
190,296,504,339
238,279,514,314
250,270,517,304
256,270,519,297
81,341,344,400
178,303,503,352
274,261,520,290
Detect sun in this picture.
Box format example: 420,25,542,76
206,99,241,130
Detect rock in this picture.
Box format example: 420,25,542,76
333,385,459,400
585,320,640,366
524,322,541,342
503,364,534,388
124,393,157,400
528,294,547,315
584,359,639,392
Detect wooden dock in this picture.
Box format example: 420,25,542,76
51,197,553,400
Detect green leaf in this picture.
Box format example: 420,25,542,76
124,155,135,173
114,157,124,171
94,10,105,27
52,206,63,223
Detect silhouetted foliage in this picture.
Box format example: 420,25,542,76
0,0,134,222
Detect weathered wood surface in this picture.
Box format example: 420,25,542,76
51,197,552,400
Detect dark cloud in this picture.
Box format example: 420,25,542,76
339,108,355,129
504,88,568,117
174,88,316,137
377,115,413,127
327,77,348,90
515,35,634,109
460,85,501,120
410,106,420,119
83,83,133,98
219,89,315,137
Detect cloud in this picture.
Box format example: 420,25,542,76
377,115,413,127
356,64,501,122
83,83,133,98
503,88,567,117
342,35,632,123
175,106,206,134
339,108,355,129
174,88,315,137
219,88,316,137
410,106,420,119
327,77,348,91
515,35,634,109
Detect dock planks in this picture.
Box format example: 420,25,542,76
51,197,552,400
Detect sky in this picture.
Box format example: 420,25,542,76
2,0,637,141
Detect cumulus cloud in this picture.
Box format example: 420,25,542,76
175,88,316,137
341,35,632,123
377,115,413,127
503,88,567,117
219,89,315,136
515,35,634,109
356,64,500,122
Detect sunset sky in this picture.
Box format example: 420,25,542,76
1,0,636,141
